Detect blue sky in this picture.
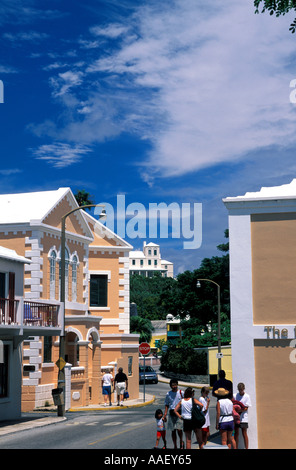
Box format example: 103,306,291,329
1,0,296,274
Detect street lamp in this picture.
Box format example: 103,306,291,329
196,278,222,374
57,204,106,417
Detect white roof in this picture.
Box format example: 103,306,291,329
129,250,145,258
224,179,296,202
145,242,159,247
161,259,173,265
0,188,69,224
0,246,31,264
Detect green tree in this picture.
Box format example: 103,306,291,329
130,316,154,343
130,272,175,320
254,0,296,33
74,190,95,211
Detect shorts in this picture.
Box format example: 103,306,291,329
236,422,248,429
116,382,126,394
157,430,166,439
202,426,210,433
219,420,234,432
167,413,183,431
102,385,111,395
183,419,195,432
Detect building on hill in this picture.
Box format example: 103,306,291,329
0,187,139,412
129,242,173,278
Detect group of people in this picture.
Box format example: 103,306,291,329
154,370,251,450
101,367,128,407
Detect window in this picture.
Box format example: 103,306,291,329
72,255,78,302
0,344,9,398
43,336,52,363
140,260,143,266
132,260,135,265
154,250,157,256
0,272,6,299
128,356,133,376
90,275,108,307
59,248,70,300
148,260,151,265
154,260,157,266
49,250,57,299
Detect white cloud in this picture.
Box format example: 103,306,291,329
32,143,92,168
89,23,129,39
49,70,84,97
3,30,49,42
28,0,296,178
85,1,296,181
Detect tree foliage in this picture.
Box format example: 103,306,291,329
130,316,154,343
130,272,176,320
254,0,296,33
160,345,208,375
74,190,95,211
130,231,231,348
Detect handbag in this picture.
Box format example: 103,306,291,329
191,398,205,428
124,391,129,399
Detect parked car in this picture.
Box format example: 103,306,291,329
139,365,158,384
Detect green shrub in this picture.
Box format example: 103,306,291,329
160,345,207,375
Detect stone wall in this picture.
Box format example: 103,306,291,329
162,371,210,385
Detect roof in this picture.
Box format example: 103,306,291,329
129,250,145,258
0,246,31,264
83,211,133,250
0,187,94,239
0,188,69,224
223,178,296,203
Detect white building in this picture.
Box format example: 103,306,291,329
129,242,173,278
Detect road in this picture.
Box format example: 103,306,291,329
0,382,218,449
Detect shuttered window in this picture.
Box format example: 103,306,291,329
90,275,108,307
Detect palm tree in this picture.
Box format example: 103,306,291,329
74,190,95,211
130,316,154,344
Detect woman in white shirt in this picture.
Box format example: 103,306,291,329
174,387,204,449
215,388,236,449
101,369,114,406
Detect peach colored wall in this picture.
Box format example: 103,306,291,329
43,197,86,236
251,213,296,324
41,234,86,303
254,339,296,449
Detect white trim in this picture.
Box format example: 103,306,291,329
228,212,258,448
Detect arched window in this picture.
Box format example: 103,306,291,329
59,248,70,301
72,254,78,302
49,249,57,300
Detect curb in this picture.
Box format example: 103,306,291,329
68,395,156,412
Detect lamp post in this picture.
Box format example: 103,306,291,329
57,204,106,417
196,278,221,374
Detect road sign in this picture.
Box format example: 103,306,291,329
56,357,66,370
162,345,168,353
139,342,151,356
216,353,223,359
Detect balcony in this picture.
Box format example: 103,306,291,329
0,297,63,337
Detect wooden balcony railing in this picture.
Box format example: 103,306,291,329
0,298,59,328
23,300,59,327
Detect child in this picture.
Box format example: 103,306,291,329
154,409,167,449
199,386,211,445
